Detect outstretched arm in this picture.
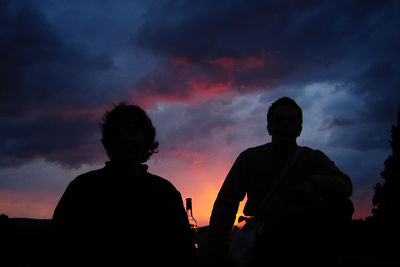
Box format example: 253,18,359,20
205,153,247,264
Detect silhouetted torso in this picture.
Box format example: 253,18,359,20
207,143,353,266
51,162,195,266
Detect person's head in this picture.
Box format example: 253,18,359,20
267,97,303,144
101,103,158,164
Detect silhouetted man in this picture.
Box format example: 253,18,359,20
206,97,353,266
51,103,196,266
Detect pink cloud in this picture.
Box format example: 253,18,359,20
130,55,268,108
205,56,265,71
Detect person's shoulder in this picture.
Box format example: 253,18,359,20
239,143,270,158
144,172,179,193
69,168,106,188
300,145,330,160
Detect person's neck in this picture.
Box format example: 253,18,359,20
106,160,146,176
271,139,298,155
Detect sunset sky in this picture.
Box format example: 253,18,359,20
1,0,399,226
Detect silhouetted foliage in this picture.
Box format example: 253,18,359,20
372,107,400,227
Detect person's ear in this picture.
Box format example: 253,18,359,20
296,125,303,137
267,123,272,136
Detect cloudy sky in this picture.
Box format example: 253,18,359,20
1,0,399,226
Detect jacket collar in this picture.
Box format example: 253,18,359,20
104,161,148,178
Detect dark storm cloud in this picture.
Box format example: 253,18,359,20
1,0,399,169
0,1,115,167
0,0,114,116
352,61,400,121
0,113,104,168
132,0,399,150
134,0,328,60
132,0,399,103
134,0,395,66
327,122,389,151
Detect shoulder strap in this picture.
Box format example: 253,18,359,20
257,146,303,216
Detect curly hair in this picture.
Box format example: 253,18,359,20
101,103,159,162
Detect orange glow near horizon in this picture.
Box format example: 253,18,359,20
0,190,59,219
0,180,374,225
0,131,375,225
